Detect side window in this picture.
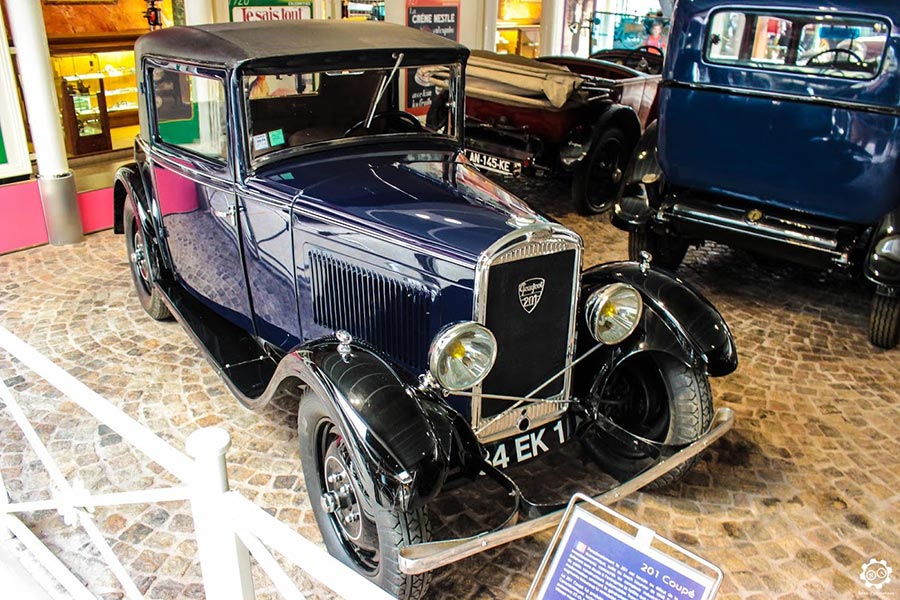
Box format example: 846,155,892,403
706,11,889,80
152,69,227,161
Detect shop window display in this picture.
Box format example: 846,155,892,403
53,51,139,156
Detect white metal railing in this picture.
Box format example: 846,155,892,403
0,325,395,600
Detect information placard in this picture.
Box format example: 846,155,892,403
529,495,722,600
229,0,314,22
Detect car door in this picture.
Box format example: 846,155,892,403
148,65,255,333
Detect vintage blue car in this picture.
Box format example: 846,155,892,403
113,21,736,598
613,0,900,349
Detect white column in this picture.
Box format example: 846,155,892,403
5,0,83,245
185,0,215,25
482,0,499,52
540,0,565,56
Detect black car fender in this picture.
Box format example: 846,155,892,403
864,206,900,290
611,120,662,231
560,104,641,173
577,261,738,378
279,338,483,514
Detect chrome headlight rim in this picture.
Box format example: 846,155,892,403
585,283,643,345
428,321,498,392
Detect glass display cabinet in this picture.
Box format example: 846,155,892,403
53,51,138,156
60,74,112,156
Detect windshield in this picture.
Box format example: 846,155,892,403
244,62,462,165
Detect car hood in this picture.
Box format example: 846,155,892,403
256,146,546,264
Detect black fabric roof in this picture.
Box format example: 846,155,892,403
135,20,467,69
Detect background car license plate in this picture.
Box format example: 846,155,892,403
465,150,522,176
485,418,568,470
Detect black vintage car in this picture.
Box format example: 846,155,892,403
114,21,736,599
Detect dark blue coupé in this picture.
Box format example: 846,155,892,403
614,0,900,348
113,20,736,599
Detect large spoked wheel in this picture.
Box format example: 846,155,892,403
574,127,627,215
124,201,171,320
628,228,688,271
869,293,900,349
587,354,712,490
298,391,431,600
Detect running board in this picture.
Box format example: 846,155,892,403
398,407,734,575
155,280,276,399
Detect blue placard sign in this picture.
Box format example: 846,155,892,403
530,496,721,600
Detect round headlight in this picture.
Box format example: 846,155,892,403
428,322,497,391
585,283,643,344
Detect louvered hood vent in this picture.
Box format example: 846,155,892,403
309,249,434,372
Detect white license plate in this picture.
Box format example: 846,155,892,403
465,149,522,176
484,419,568,470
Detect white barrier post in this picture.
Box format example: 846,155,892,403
0,469,10,541
186,427,256,600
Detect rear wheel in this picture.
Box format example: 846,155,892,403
298,391,431,600
574,127,627,215
869,293,900,349
586,354,712,489
628,228,688,271
124,201,170,320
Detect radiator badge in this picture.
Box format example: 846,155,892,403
518,278,545,314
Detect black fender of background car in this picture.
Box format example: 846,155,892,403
113,160,170,283
611,120,662,230
564,104,642,173
575,261,738,380
864,205,900,290
277,339,484,514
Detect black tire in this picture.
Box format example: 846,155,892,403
628,228,688,271
574,127,628,215
587,354,712,490
869,293,900,349
298,391,431,600
124,201,171,320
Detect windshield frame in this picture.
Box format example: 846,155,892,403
236,53,466,175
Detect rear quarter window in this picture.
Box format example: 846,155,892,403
705,10,890,81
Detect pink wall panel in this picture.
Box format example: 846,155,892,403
0,180,48,254
0,180,115,254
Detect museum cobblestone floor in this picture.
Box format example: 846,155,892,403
0,176,898,599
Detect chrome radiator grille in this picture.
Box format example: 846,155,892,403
309,249,433,371
472,230,582,442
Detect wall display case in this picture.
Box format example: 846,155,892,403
496,23,541,57
52,50,138,156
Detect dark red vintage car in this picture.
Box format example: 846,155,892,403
425,50,660,214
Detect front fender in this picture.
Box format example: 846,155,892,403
280,338,482,512
612,120,661,231
864,206,900,290
580,261,737,377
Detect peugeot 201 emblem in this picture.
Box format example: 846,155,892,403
518,278,545,314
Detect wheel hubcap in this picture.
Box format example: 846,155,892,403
130,230,150,284
318,424,379,570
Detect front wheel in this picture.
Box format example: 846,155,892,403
586,354,712,490
298,391,432,600
573,127,628,215
628,228,688,271
869,293,900,349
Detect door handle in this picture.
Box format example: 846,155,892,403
214,205,238,227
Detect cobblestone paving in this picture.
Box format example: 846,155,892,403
0,174,898,599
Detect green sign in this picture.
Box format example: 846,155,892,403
229,0,314,22
0,125,7,166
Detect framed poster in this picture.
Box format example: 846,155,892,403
529,494,723,600
406,0,459,116
230,0,314,22
0,4,31,182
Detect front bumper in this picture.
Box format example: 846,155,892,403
398,406,734,575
